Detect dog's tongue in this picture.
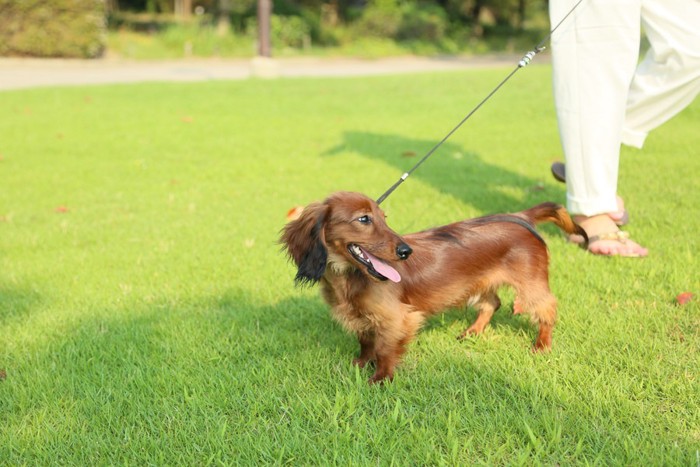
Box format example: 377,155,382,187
363,249,401,283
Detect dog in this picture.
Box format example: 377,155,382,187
281,191,586,383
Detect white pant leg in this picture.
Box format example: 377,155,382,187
622,0,700,148
550,0,641,216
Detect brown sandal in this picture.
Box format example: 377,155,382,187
585,231,647,258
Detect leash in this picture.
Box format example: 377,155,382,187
376,0,584,205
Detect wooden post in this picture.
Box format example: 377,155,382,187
257,0,272,57
251,0,278,78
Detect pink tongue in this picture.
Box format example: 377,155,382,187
363,249,401,283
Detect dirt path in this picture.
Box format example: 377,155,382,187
0,54,542,91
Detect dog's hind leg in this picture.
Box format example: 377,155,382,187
517,283,557,351
458,291,501,339
532,296,557,352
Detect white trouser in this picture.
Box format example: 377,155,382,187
550,0,700,216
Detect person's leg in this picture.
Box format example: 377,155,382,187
550,0,640,216
550,0,648,256
622,0,700,148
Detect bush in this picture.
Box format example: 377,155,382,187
352,0,402,39
351,0,448,43
397,3,448,41
246,14,312,50
0,0,106,58
270,15,311,49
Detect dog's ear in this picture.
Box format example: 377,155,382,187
280,202,329,286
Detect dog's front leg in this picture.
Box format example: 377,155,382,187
369,340,401,384
369,311,425,384
352,332,375,368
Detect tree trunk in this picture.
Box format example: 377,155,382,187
217,0,232,36
257,0,272,57
106,0,119,13
517,0,526,30
174,0,191,18
471,0,485,22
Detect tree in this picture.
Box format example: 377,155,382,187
257,0,271,57
216,0,232,36
174,0,191,17
0,0,106,58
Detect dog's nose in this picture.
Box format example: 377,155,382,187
396,243,412,260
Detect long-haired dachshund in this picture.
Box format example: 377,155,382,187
281,191,586,383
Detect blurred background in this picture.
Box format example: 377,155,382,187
0,0,551,60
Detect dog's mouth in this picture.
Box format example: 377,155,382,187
347,244,401,283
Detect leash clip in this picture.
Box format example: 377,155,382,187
518,46,546,68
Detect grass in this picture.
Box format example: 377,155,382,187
107,22,258,59
1,64,698,464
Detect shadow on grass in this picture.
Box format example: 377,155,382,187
0,284,42,324
324,131,562,214
422,299,534,339
1,288,694,463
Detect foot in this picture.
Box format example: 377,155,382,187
574,214,648,257
607,196,629,225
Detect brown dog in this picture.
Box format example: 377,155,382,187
281,191,586,383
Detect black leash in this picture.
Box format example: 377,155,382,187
376,0,584,205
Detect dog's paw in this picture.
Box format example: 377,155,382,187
457,325,484,340
368,372,393,385
531,341,552,353
352,357,371,368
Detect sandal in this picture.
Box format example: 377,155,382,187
585,230,648,257
550,162,630,225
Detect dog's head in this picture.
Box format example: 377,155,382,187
280,191,412,285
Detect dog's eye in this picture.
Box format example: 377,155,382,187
357,215,372,224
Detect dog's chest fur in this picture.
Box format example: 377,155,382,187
320,267,408,335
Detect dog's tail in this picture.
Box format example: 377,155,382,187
521,202,588,245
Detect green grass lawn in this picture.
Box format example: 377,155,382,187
1,64,698,464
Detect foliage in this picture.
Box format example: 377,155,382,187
1,66,699,464
107,16,255,58
105,0,548,57
345,1,450,44
0,0,551,58
0,0,106,58
396,2,449,41
352,0,403,38
246,14,312,49
105,2,549,59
